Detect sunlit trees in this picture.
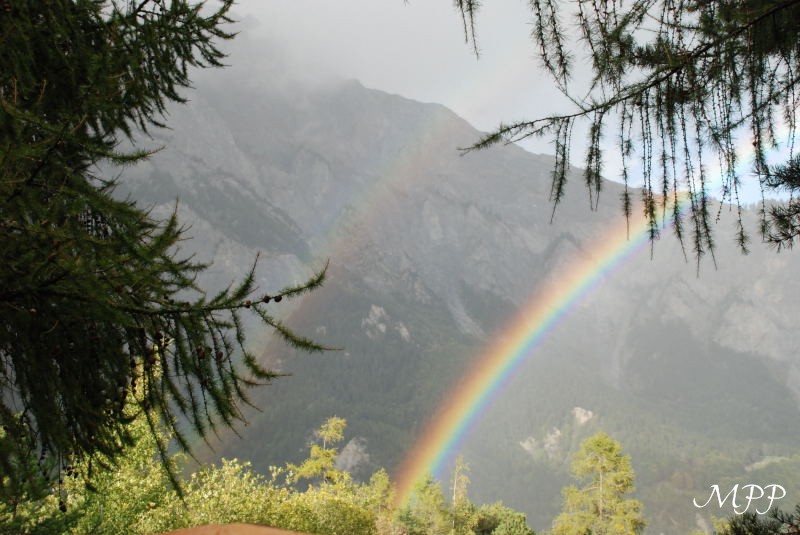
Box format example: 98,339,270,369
453,0,800,257
551,432,646,535
280,416,392,535
288,416,348,485
2,414,393,535
451,456,478,535
2,404,543,534
396,459,536,535
1,389,179,534
0,0,324,499
396,474,452,535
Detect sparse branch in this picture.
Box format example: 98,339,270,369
456,0,800,255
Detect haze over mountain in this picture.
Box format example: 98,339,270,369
115,45,800,534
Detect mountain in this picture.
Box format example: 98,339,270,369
115,56,800,534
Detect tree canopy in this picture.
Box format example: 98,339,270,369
0,0,324,499
454,0,800,259
551,432,646,535
1,414,390,534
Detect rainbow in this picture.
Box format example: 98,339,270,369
392,204,672,507
389,120,797,505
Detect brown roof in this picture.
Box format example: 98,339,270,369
158,524,310,535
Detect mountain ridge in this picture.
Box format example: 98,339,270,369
116,67,800,534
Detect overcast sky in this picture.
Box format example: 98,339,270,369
224,1,776,203
229,1,567,155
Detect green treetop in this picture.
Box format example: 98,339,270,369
288,416,349,485
451,455,477,535
551,432,646,535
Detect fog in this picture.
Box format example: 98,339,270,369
226,2,564,154
216,2,785,204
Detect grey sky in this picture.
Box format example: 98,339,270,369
225,1,777,203
229,1,564,155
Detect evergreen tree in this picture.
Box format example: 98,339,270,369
763,155,800,248
452,0,800,257
0,0,324,500
551,432,646,535
288,416,349,486
713,504,800,534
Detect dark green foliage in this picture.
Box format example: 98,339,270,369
473,502,535,535
764,154,800,247
721,512,784,535
452,0,800,259
0,0,324,501
719,504,800,534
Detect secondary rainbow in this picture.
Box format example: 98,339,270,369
392,207,664,506
389,120,790,505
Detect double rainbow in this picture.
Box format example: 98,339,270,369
392,204,673,506
389,124,787,504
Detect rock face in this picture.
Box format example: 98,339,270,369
118,61,800,533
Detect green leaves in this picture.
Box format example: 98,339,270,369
3,410,543,535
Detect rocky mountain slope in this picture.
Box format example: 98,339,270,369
116,59,800,533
